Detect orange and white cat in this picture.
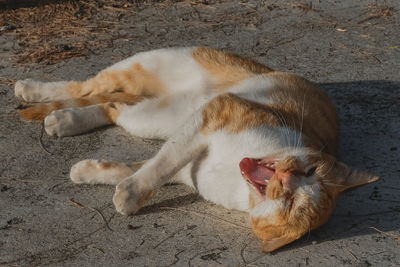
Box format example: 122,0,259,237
15,47,379,252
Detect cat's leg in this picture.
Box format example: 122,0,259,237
42,91,204,138
44,102,124,137
14,47,206,103
20,93,142,121
116,92,211,139
15,79,71,102
70,159,145,185
14,60,165,102
14,70,148,103
112,111,207,215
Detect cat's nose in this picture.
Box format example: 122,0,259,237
275,170,298,191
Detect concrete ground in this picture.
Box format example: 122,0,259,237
0,0,399,266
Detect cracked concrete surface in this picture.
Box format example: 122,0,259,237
0,0,399,266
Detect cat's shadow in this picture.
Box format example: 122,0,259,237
136,189,200,216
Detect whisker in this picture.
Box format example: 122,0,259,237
278,111,292,147
270,108,291,146
288,105,300,148
297,92,306,149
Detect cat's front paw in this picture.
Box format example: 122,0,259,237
15,79,40,102
113,179,155,216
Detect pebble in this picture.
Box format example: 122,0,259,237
0,25,16,32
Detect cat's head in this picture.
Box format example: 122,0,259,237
239,147,379,253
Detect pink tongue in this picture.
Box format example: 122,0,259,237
239,158,275,184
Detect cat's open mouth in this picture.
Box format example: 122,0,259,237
239,157,276,195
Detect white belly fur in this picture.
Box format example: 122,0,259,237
174,126,303,211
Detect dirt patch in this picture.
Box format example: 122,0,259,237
1,0,233,65
1,0,141,64
7,0,396,66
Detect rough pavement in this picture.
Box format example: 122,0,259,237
0,1,399,266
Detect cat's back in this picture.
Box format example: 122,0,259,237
191,48,339,150
264,72,339,154
202,71,340,155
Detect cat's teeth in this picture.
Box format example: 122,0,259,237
264,162,276,168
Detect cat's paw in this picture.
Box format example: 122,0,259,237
44,109,77,137
113,179,142,215
113,179,155,216
15,79,41,102
15,79,70,102
44,109,83,137
70,159,134,185
70,160,98,184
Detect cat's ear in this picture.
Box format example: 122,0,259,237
333,161,379,192
262,235,299,253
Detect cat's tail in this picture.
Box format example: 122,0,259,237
19,93,143,120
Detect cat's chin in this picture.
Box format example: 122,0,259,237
240,157,277,197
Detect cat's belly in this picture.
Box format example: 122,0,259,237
174,157,251,211
174,126,302,211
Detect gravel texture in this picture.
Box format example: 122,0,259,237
0,0,399,266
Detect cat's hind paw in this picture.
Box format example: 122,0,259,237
113,179,156,215
44,109,81,137
45,105,112,137
15,79,70,102
15,79,41,102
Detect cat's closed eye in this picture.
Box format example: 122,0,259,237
305,166,317,177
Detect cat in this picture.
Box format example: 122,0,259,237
14,47,379,252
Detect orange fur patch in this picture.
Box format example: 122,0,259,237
20,101,63,120
76,98,92,106
99,161,122,170
201,72,339,154
192,47,273,91
102,102,124,123
98,161,137,179
96,161,146,178
201,93,289,134
20,93,143,121
66,63,166,98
